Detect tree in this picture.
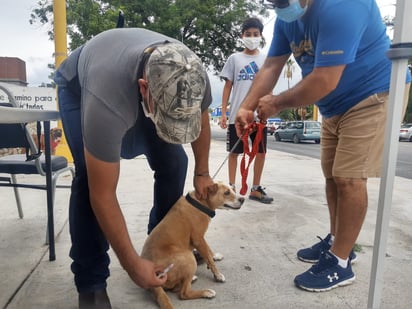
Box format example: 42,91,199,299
284,57,295,89
30,0,268,75
277,57,296,120
281,57,306,120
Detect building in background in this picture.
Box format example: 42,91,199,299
0,57,28,87
0,57,56,111
210,105,231,124
0,57,60,157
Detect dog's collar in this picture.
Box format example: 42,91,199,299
185,193,215,218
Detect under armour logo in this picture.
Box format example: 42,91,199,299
327,273,339,282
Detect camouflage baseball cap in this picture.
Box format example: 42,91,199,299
146,42,207,144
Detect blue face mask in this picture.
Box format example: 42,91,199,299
275,0,308,23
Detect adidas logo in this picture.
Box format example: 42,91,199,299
236,61,259,81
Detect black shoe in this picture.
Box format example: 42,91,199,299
249,186,274,204
79,288,112,309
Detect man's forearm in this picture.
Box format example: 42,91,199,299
191,110,211,174
92,196,138,269
276,64,345,110
84,150,138,270
241,55,287,110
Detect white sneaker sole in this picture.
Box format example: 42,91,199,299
297,275,356,292
298,255,358,264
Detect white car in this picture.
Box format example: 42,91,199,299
399,123,412,141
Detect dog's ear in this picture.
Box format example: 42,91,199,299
207,183,218,195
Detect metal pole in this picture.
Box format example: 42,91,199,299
368,0,412,307
44,120,56,261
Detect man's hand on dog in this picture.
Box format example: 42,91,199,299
193,174,214,199
126,256,168,289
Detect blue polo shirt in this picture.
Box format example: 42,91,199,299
269,0,411,118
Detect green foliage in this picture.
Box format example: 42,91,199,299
353,243,362,253
29,0,268,74
275,105,315,121
277,109,295,121
404,87,412,123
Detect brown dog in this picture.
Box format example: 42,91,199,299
30,127,62,155
39,127,62,155
141,182,245,309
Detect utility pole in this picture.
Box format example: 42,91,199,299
368,0,412,307
53,0,73,162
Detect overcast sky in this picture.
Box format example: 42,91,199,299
0,0,397,108
0,0,55,86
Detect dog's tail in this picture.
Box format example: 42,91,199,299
152,286,174,309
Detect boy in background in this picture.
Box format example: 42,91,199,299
219,17,273,204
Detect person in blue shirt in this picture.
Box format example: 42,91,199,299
236,0,411,292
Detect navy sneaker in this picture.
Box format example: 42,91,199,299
297,234,357,264
294,251,356,292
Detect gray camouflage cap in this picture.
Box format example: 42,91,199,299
146,42,207,144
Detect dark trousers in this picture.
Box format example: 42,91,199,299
55,71,187,293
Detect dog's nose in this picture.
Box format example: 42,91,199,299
238,197,245,205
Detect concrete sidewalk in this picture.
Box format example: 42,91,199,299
1,123,411,309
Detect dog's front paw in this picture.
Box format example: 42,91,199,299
214,272,225,282
202,289,216,299
213,252,224,261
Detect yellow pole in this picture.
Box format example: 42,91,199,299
313,105,319,121
53,0,73,162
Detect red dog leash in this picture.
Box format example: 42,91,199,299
239,121,266,195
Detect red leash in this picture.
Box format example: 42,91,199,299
239,122,266,195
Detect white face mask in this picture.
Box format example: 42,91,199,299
242,37,261,51
275,0,308,23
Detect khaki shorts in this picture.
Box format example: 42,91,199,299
321,84,410,179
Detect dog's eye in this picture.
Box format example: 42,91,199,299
224,190,230,196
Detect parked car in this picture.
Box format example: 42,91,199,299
266,118,281,135
274,120,321,144
266,121,276,135
278,122,287,129
399,123,412,141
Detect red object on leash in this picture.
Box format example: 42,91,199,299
239,121,266,195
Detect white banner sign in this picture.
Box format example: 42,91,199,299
0,82,57,111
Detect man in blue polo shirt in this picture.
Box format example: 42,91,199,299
236,0,411,292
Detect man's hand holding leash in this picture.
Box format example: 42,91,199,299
235,106,256,137
235,93,281,137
